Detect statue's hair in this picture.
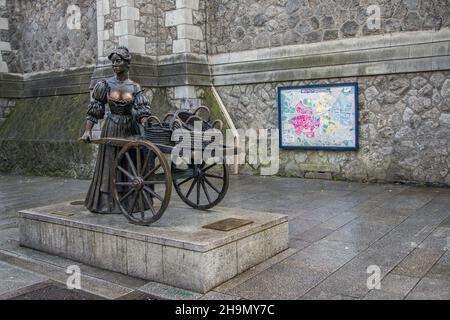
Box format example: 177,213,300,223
108,46,132,63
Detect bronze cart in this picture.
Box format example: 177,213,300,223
90,107,235,226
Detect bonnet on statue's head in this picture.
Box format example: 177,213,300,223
108,46,132,63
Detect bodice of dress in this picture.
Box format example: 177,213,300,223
86,77,151,124
107,81,136,116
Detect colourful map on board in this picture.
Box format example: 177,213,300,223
279,85,357,148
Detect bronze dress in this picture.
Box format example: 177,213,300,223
84,78,151,214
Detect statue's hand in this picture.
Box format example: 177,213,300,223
80,130,92,143
140,117,148,126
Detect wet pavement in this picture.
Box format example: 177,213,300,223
0,174,449,300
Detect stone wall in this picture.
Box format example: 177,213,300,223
100,0,158,57
216,71,450,186
0,0,11,72
206,0,450,54
6,0,97,73
0,97,15,126
98,0,207,57
0,93,95,178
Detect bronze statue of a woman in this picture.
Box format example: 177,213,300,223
81,46,151,214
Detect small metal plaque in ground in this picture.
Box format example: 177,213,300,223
202,218,253,231
50,211,76,217
9,283,105,300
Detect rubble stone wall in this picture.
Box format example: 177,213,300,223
5,0,97,73
206,0,450,54
216,71,450,186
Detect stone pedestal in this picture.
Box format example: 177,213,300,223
18,202,288,293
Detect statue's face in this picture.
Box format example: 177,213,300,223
111,54,129,74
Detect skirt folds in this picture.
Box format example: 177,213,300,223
85,114,141,214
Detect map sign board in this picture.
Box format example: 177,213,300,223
277,83,358,150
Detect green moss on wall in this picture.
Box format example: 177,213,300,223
149,88,172,120
0,94,95,178
0,94,89,140
199,87,231,134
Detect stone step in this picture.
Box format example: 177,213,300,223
0,245,142,299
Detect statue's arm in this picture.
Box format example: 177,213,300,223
133,86,151,125
81,80,108,143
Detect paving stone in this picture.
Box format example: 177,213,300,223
379,194,434,210
0,250,134,299
213,248,298,294
392,248,444,278
138,281,203,300
355,245,413,273
439,216,450,228
289,238,311,250
0,261,48,298
418,227,450,251
307,266,372,298
114,290,154,300
9,282,106,300
357,207,412,226
363,290,405,300
288,217,321,237
295,226,335,242
286,239,368,273
0,227,18,249
369,218,438,251
406,277,450,300
299,288,358,300
378,273,420,296
423,250,450,281
1,242,147,289
227,262,329,300
324,219,393,245
199,291,241,300
318,211,358,230
312,244,413,298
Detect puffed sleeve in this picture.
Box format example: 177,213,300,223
133,86,151,122
86,80,108,124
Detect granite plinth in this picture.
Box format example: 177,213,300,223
18,202,289,293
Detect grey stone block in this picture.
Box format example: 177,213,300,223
92,232,127,274
66,227,95,264
40,223,67,256
126,239,163,281
264,222,289,259
237,231,265,273
19,218,42,250
163,242,237,293
126,239,147,278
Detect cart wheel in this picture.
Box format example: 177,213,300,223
112,141,172,226
172,160,229,210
